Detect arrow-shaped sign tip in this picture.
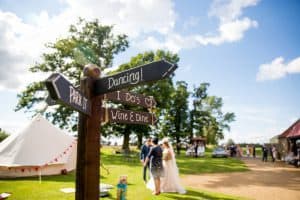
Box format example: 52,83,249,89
162,63,178,78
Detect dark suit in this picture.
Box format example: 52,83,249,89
140,144,151,181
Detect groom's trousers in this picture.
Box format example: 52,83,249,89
143,164,149,182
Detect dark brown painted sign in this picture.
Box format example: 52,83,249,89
105,90,157,108
45,95,57,106
45,73,91,115
104,108,157,125
94,60,177,95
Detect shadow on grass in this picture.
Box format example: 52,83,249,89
162,189,240,200
101,151,140,167
0,171,75,183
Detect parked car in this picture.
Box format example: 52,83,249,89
212,147,228,158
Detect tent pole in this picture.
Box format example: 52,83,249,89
39,168,42,184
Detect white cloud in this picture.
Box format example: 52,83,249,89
63,0,176,37
134,0,259,52
194,17,257,46
0,9,77,91
0,0,259,90
0,0,176,90
209,0,260,23
256,56,300,81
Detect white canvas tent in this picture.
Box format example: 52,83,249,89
0,115,77,178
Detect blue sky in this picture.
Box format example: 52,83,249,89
0,0,300,144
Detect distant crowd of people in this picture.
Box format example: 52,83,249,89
226,144,280,163
185,142,205,157
226,144,257,158
261,144,277,162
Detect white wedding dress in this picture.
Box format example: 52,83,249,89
147,147,186,194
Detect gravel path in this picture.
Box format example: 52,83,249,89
182,158,300,200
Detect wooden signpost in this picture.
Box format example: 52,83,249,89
45,95,56,106
44,59,177,200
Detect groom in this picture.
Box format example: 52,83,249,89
144,137,163,195
140,138,152,183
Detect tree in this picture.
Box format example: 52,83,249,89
226,138,235,146
0,128,9,142
165,81,190,154
191,83,235,144
15,18,129,131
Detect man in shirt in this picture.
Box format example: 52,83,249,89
140,138,152,183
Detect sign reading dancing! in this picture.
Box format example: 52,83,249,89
94,60,177,95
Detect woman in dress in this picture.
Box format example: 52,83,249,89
144,137,164,195
160,138,186,194
147,138,186,194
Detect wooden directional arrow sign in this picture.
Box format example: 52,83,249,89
94,60,177,95
45,95,57,106
45,73,91,115
105,90,156,108
104,108,157,125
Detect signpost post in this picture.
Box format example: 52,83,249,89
44,59,177,200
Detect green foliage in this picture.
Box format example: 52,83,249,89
0,128,9,142
15,18,129,130
226,138,235,146
161,81,190,153
191,83,236,144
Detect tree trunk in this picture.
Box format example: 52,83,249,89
189,111,194,144
122,126,130,152
137,134,143,149
175,135,180,155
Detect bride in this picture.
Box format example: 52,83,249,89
147,138,186,194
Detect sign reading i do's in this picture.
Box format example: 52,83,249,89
105,90,157,108
44,59,177,200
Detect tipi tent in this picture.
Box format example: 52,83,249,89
0,115,77,178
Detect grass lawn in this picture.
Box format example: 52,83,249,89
0,146,249,200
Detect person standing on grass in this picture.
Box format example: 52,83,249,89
246,145,250,158
272,145,277,162
145,137,164,195
140,138,152,183
262,145,268,162
194,141,199,158
269,145,274,162
253,145,256,158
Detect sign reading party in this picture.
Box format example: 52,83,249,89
45,73,91,115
